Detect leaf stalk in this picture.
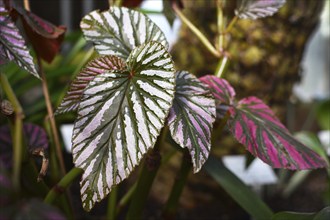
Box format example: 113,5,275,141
173,4,220,58
0,73,24,190
44,167,83,204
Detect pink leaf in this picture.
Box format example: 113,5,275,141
228,97,327,170
200,75,235,119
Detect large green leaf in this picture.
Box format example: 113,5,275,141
80,7,168,60
167,71,216,173
72,41,175,211
204,156,274,220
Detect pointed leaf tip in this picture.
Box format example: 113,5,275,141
228,97,327,170
56,55,126,115
168,71,216,173
73,41,175,211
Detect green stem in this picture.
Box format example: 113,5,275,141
211,111,230,145
162,151,191,218
215,56,229,78
126,127,167,220
107,186,118,220
117,182,137,215
115,0,123,7
37,58,66,175
0,73,24,190
44,168,83,204
225,16,238,34
216,0,225,51
173,4,220,58
117,147,176,217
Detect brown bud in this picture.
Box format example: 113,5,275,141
1,100,14,116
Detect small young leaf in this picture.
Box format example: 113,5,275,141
56,55,126,114
80,7,168,60
228,97,327,169
0,123,48,168
0,4,39,78
167,71,216,173
199,75,235,119
14,7,66,63
72,41,175,211
235,0,286,20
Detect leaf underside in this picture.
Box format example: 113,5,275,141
0,123,48,168
228,97,327,169
80,6,168,60
235,0,286,20
199,75,235,119
168,71,216,173
0,4,39,78
72,41,175,211
56,56,126,114
16,7,67,63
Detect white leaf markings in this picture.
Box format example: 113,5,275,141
56,56,126,114
235,0,286,20
72,42,175,211
167,71,216,173
81,7,168,60
0,4,39,78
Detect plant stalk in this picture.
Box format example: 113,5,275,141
162,151,192,219
37,58,66,175
23,0,31,11
173,4,220,58
126,127,168,220
215,56,229,78
0,73,24,190
44,167,83,204
225,16,238,34
216,0,225,51
107,186,118,220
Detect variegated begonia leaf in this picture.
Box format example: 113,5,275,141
0,4,39,78
167,71,216,173
228,97,327,169
56,56,126,114
199,75,235,119
80,7,168,60
72,41,175,211
235,0,286,20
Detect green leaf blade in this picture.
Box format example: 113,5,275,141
72,41,175,211
80,7,168,60
168,71,216,173
204,156,274,220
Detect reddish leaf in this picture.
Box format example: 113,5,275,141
122,0,144,8
13,7,66,63
56,55,126,114
228,97,327,170
200,75,235,119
